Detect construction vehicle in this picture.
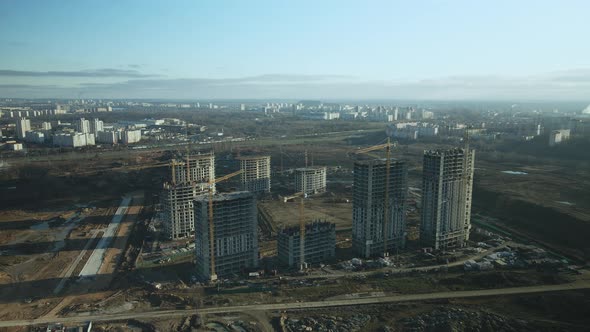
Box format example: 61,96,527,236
351,137,397,257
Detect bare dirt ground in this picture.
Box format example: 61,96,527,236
0,202,125,321
96,192,144,288
259,197,352,232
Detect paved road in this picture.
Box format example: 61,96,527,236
1,281,588,328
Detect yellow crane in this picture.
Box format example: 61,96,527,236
352,137,397,257
207,169,243,281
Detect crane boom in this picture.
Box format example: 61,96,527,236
207,169,243,281
353,141,395,155
212,170,243,184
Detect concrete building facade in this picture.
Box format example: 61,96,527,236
420,148,475,250
161,155,216,240
122,129,141,144
77,118,90,134
238,156,271,194
16,118,31,140
277,220,336,268
549,129,571,146
194,192,258,280
96,130,118,144
25,131,45,144
52,132,95,147
352,159,408,258
41,121,52,131
171,154,216,185
161,183,204,239
295,166,327,195
90,118,104,134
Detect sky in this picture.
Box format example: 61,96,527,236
0,0,589,100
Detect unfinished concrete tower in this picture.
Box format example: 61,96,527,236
294,166,327,195
239,156,271,194
277,220,336,268
171,154,216,185
420,148,475,250
352,159,408,258
194,191,259,280
161,154,216,240
161,183,203,239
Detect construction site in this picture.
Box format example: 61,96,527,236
0,114,589,331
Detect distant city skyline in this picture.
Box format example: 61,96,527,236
1,0,589,100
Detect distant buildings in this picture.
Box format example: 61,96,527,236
352,159,408,257
41,121,52,131
77,118,90,134
239,156,271,194
294,166,327,195
277,220,336,268
96,130,118,145
90,118,104,134
53,132,95,147
420,148,475,250
7,142,23,151
194,191,259,281
549,129,571,146
25,131,45,144
302,112,340,120
386,122,439,140
122,129,142,144
15,118,31,140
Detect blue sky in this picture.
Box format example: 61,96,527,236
1,0,589,100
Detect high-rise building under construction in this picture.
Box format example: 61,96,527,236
194,191,259,280
352,159,408,258
294,166,327,195
161,154,215,239
420,148,475,250
238,156,271,194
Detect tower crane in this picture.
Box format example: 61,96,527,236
351,137,397,257
207,169,243,281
